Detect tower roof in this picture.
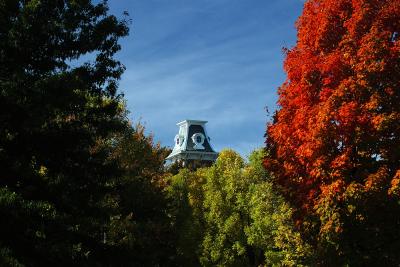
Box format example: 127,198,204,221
166,119,218,163
177,119,207,125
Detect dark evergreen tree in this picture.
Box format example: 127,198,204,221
0,0,130,265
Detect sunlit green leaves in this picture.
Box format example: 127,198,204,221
168,149,311,266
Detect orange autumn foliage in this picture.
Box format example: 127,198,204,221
265,0,400,221
265,1,400,263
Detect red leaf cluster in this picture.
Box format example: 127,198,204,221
265,0,400,215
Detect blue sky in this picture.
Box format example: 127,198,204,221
107,0,304,156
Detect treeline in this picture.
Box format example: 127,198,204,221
1,0,400,266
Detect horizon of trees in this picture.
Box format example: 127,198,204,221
1,0,399,266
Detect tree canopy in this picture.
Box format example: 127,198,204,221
265,0,400,265
168,149,311,266
0,1,173,265
2,0,399,265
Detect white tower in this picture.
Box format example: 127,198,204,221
166,120,218,164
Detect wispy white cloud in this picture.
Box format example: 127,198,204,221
109,0,304,155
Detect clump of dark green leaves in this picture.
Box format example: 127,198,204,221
0,1,174,266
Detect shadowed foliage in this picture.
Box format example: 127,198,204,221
0,1,174,266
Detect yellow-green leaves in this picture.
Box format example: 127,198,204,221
169,149,312,266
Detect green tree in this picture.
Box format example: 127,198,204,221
245,150,312,266
106,124,175,266
200,150,250,266
167,168,206,266
245,183,312,266
0,0,129,265
168,149,311,266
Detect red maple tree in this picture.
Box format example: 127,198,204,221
265,0,400,264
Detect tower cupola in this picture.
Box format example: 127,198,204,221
166,120,218,164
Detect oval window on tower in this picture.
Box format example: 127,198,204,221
192,133,205,150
